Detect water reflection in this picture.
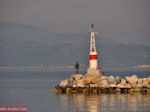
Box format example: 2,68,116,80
58,93,150,112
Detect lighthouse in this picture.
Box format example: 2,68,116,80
85,24,100,79
89,24,98,69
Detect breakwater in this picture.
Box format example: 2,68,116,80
54,74,150,94
54,86,150,94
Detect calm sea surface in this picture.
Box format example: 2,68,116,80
0,71,150,112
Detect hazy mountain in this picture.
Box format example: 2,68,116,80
0,22,118,43
0,22,150,71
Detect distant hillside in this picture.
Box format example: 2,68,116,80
0,22,150,71
0,21,118,43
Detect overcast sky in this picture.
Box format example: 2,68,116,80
0,0,150,45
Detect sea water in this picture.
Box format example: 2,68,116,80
0,71,150,112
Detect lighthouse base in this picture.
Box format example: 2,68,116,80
83,68,101,83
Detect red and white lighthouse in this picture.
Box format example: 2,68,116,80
89,24,98,69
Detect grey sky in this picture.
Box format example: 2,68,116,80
0,0,150,45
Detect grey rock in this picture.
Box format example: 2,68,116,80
107,76,116,84
110,84,117,88
146,84,150,88
138,78,143,84
76,79,84,87
101,76,107,80
131,75,138,78
126,75,138,85
90,83,99,87
74,74,83,80
121,79,127,86
60,80,68,87
142,81,149,87
115,76,121,84
125,83,131,88
136,83,142,88
101,80,109,88
117,84,125,88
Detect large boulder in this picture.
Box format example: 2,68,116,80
101,76,107,80
142,81,149,87
115,76,121,84
68,78,74,87
136,83,142,88
68,74,76,79
143,78,147,82
73,84,77,88
100,80,109,88
126,75,138,87
137,78,143,84
141,77,150,88
146,84,150,88
117,84,125,88
90,83,99,87
125,83,131,88
146,77,150,88
83,77,93,84
110,84,117,88
121,79,127,86
132,75,138,78
147,77,150,84
67,74,84,87
74,74,83,80
125,76,130,83
76,79,85,87
60,80,68,87
107,76,116,84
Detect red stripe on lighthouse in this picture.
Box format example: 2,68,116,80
90,55,97,60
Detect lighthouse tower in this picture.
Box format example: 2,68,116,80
89,24,97,69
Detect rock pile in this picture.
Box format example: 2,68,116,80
59,74,150,88
60,74,84,87
54,74,150,94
